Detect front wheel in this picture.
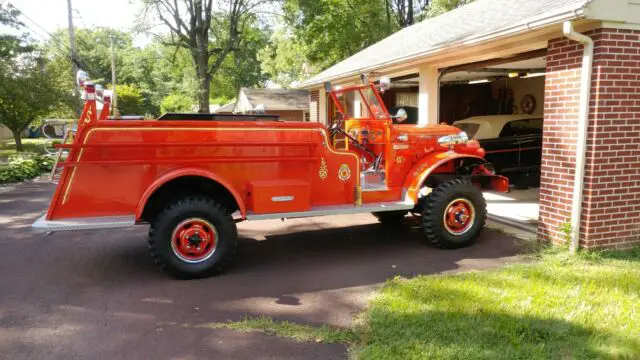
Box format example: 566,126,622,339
148,196,238,279
422,178,486,249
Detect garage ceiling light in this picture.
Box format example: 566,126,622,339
523,72,545,78
469,79,490,84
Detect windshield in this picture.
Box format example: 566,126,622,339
333,85,388,120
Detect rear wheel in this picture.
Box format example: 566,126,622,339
372,210,408,225
422,178,486,249
148,196,237,279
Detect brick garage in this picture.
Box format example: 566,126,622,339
540,28,640,249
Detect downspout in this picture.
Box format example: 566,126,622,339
562,21,593,254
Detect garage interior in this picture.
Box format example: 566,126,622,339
382,50,546,232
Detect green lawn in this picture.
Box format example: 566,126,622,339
0,138,55,162
355,247,640,359
208,248,640,360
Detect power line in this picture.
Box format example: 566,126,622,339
8,2,96,75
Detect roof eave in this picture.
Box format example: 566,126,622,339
298,6,588,89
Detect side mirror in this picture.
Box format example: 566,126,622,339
393,108,408,122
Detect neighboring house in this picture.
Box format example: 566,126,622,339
299,0,640,251
217,88,310,122
1,124,13,139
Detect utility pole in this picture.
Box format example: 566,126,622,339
110,35,120,117
66,0,81,116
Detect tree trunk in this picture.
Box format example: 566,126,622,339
12,129,23,152
195,47,211,113
385,0,392,34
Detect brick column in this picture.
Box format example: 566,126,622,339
539,28,640,250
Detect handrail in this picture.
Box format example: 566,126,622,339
54,141,319,149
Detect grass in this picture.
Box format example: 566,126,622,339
355,247,640,359
0,138,55,162
205,247,640,360
197,316,358,344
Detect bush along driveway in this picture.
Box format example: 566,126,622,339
0,138,56,184
211,247,640,359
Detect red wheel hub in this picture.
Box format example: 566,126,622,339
443,198,475,235
171,218,217,263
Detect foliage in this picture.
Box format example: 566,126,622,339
388,0,430,27
0,52,66,151
354,248,640,359
424,0,474,18
284,0,391,71
0,153,54,184
43,28,164,116
198,316,358,344
114,84,145,115
0,138,58,162
258,29,310,88
210,19,271,99
160,93,193,113
142,0,270,112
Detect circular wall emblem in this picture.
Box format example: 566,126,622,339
338,164,351,181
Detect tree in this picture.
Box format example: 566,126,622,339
0,54,63,151
284,0,390,71
160,93,193,113
114,84,145,115
387,0,429,28
258,29,309,88
210,19,270,99
143,0,271,113
424,0,473,18
0,4,63,151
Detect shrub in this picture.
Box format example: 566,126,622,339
0,153,54,184
114,84,145,115
160,93,193,114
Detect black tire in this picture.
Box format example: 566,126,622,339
372,210,408,225
422,178,486,249
148,196,238,279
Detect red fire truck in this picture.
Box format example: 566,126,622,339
33,77,508,279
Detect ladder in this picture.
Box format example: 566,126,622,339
48,127,75,184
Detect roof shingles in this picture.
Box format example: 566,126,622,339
299,0,590,87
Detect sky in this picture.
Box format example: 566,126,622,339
6,0,147,45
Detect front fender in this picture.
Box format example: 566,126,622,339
403,152,485,203
135,167,246,221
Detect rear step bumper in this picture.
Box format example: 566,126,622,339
32,215,136,232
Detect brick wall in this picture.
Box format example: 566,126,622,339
309,90,319,122
267,110,306,122
539,28,640,249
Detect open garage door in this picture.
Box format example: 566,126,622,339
440,50,546,232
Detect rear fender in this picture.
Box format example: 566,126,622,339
135,167,246,221
403,152,502,203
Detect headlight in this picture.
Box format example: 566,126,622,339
437,132,469,147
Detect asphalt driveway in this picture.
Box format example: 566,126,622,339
0,181,523,359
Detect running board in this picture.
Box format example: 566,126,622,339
246,201,415,220
32,215,136,232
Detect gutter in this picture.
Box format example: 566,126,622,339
299,4,589,88
562,21,594,254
